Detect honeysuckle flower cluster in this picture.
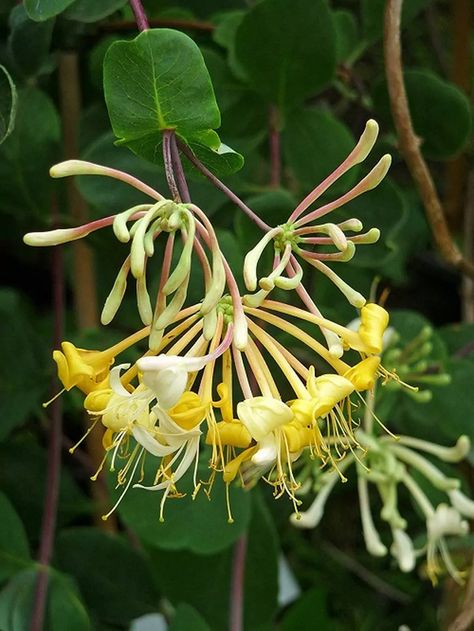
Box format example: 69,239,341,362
24,120,472,582
292,333,471,584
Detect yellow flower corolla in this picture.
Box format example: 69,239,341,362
53,342,113,394
358,303,389,354
237,397,293,441
206,421,252,449
291,369,354,423
84,388,113,413
281,421,316,453
343,356,381,391
169,392,207,430
53,327,150,396
223,447,258,482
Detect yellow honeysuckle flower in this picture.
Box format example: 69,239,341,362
223,446,258,483
233,397,318,508
307,371,355,417
53,342,113,394
237,397,293,441
52,327,150,396
343,356,381,391
169,391,207,430
206,421,252,449
358,303,389,354
281,421,317,453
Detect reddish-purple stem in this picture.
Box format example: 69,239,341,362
162,130,181,202
229,535,247,631
269,105,281,188
178,141,271,232
170,133,191,204
129,0,149,31
30,242,64,631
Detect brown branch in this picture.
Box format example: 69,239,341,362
383,0,474,280
448,557,474,631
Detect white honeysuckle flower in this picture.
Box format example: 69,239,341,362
290,463,353,529
425,503,469,584
251,433,279,466
137,324,234,408
133,410,201,487
132,408,203,521
92,363,158,434
427,504,469,541
390,528,416,573
358,474,388,557
137,354,210,409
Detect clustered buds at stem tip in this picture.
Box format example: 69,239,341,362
22,120,472,585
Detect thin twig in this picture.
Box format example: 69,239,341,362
178,141,271,232
229,536,247,631
383,0,474,279
30,220,64,631
103,18,214,33
129,0,149,32
269,105,281,188
322,541,411,604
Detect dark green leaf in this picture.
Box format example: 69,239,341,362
148,493,278,630
88,36,123,93
283,108,358,196
0,88,59,219
404,357,474,445
234,0,336,109
0,435,90,540
64,0,127,22
0,288,49,440
438,323,474,359
0,492,30,582
173,0,244,18
281,588,332,630
56,528,159,625
189,141,244,177
372,70,472,160
169,604,210,631
8,5,54,78
242,493,279,629
115,458,252,554
24,0,75,21
104,29,221,160
333,10,358,63
0,65,17,145
212,10,247,81
0,569,91,631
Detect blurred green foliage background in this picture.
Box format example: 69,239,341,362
0,0,473,629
